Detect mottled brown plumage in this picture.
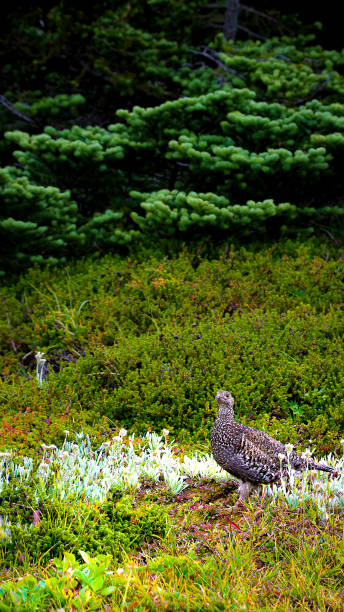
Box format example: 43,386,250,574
210,390,335,501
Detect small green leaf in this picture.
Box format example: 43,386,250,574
79,549,90,564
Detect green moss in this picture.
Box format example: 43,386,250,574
0,492,168,567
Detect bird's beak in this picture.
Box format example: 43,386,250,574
215,393,221,400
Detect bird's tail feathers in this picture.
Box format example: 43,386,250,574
290,452,337,475
308,461,336,474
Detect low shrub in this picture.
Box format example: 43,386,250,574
0,239,343,454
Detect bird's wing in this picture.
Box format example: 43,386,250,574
236,435,281,483
243,427,286,459
220,434,281,484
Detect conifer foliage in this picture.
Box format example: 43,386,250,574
1,10,344,272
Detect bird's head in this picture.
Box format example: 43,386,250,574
215,390,235,419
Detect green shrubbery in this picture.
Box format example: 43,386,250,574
14,94,86,121
1,1,211,111
2,33,344,271
1,239,343,454
178,33,344,101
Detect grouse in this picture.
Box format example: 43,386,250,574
210,390,335,501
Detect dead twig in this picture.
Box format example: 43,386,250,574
187,47,244,79
0,95,33,123
297,74,331,105
240,4,278,22
238,25,268,41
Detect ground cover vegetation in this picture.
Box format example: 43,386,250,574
1,1,344,609
1,237,344,609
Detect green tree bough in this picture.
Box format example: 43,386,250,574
1,33,344,272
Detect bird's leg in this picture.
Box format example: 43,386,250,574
225,481,253,512
237,481,253,501
221,481,253,515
